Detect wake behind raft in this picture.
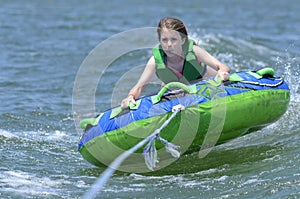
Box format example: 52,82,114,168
78,68,290,172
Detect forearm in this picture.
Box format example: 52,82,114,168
128,85,144,99
121,56,156,108
216,62,230,73
205,54,230,73
121,84,145,109
195,46,230,73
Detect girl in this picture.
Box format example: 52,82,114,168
121,17,230,108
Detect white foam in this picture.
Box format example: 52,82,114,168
45,130,67,140
215,175,228,182
0,129,18,139
0,170,65,197
241,178,260,185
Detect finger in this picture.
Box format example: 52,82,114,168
131,98,136,104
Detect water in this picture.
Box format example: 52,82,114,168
0,0,299,198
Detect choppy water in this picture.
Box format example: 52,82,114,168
1,0,299,198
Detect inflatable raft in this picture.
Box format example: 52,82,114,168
78,68,290,171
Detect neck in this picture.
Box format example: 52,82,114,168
166,54,185,72
167,53,185,63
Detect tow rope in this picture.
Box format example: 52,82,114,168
82,104,184,199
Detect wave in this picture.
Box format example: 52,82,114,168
0,170,63,198
191,32,299,73
0,129,19,139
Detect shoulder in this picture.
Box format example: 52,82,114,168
192,44,202,52
192,44,204,57
148,55,155,64
192,44,210,57
145,56,156,69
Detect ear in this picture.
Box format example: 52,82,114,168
181,37,186,45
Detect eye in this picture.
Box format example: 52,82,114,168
171,38,177,42
161,38,168,43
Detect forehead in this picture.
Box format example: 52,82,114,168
160,28,181,38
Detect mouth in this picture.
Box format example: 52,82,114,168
165,49,174,54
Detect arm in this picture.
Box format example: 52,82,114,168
121,56,156,108
193,45,230,80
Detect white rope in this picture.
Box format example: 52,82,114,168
82,105,184,199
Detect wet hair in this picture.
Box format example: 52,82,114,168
157,17,188,41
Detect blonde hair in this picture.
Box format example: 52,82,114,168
157,17,188,41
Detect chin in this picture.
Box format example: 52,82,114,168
165,51,176,57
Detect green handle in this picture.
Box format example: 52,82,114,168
110,100,141,119
152,82,197,104
256,67,274,77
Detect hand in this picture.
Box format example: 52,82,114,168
215,70,230,81
121,95,136,109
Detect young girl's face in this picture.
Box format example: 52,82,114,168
159,28,186,57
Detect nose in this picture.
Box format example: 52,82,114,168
167,40,172,47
